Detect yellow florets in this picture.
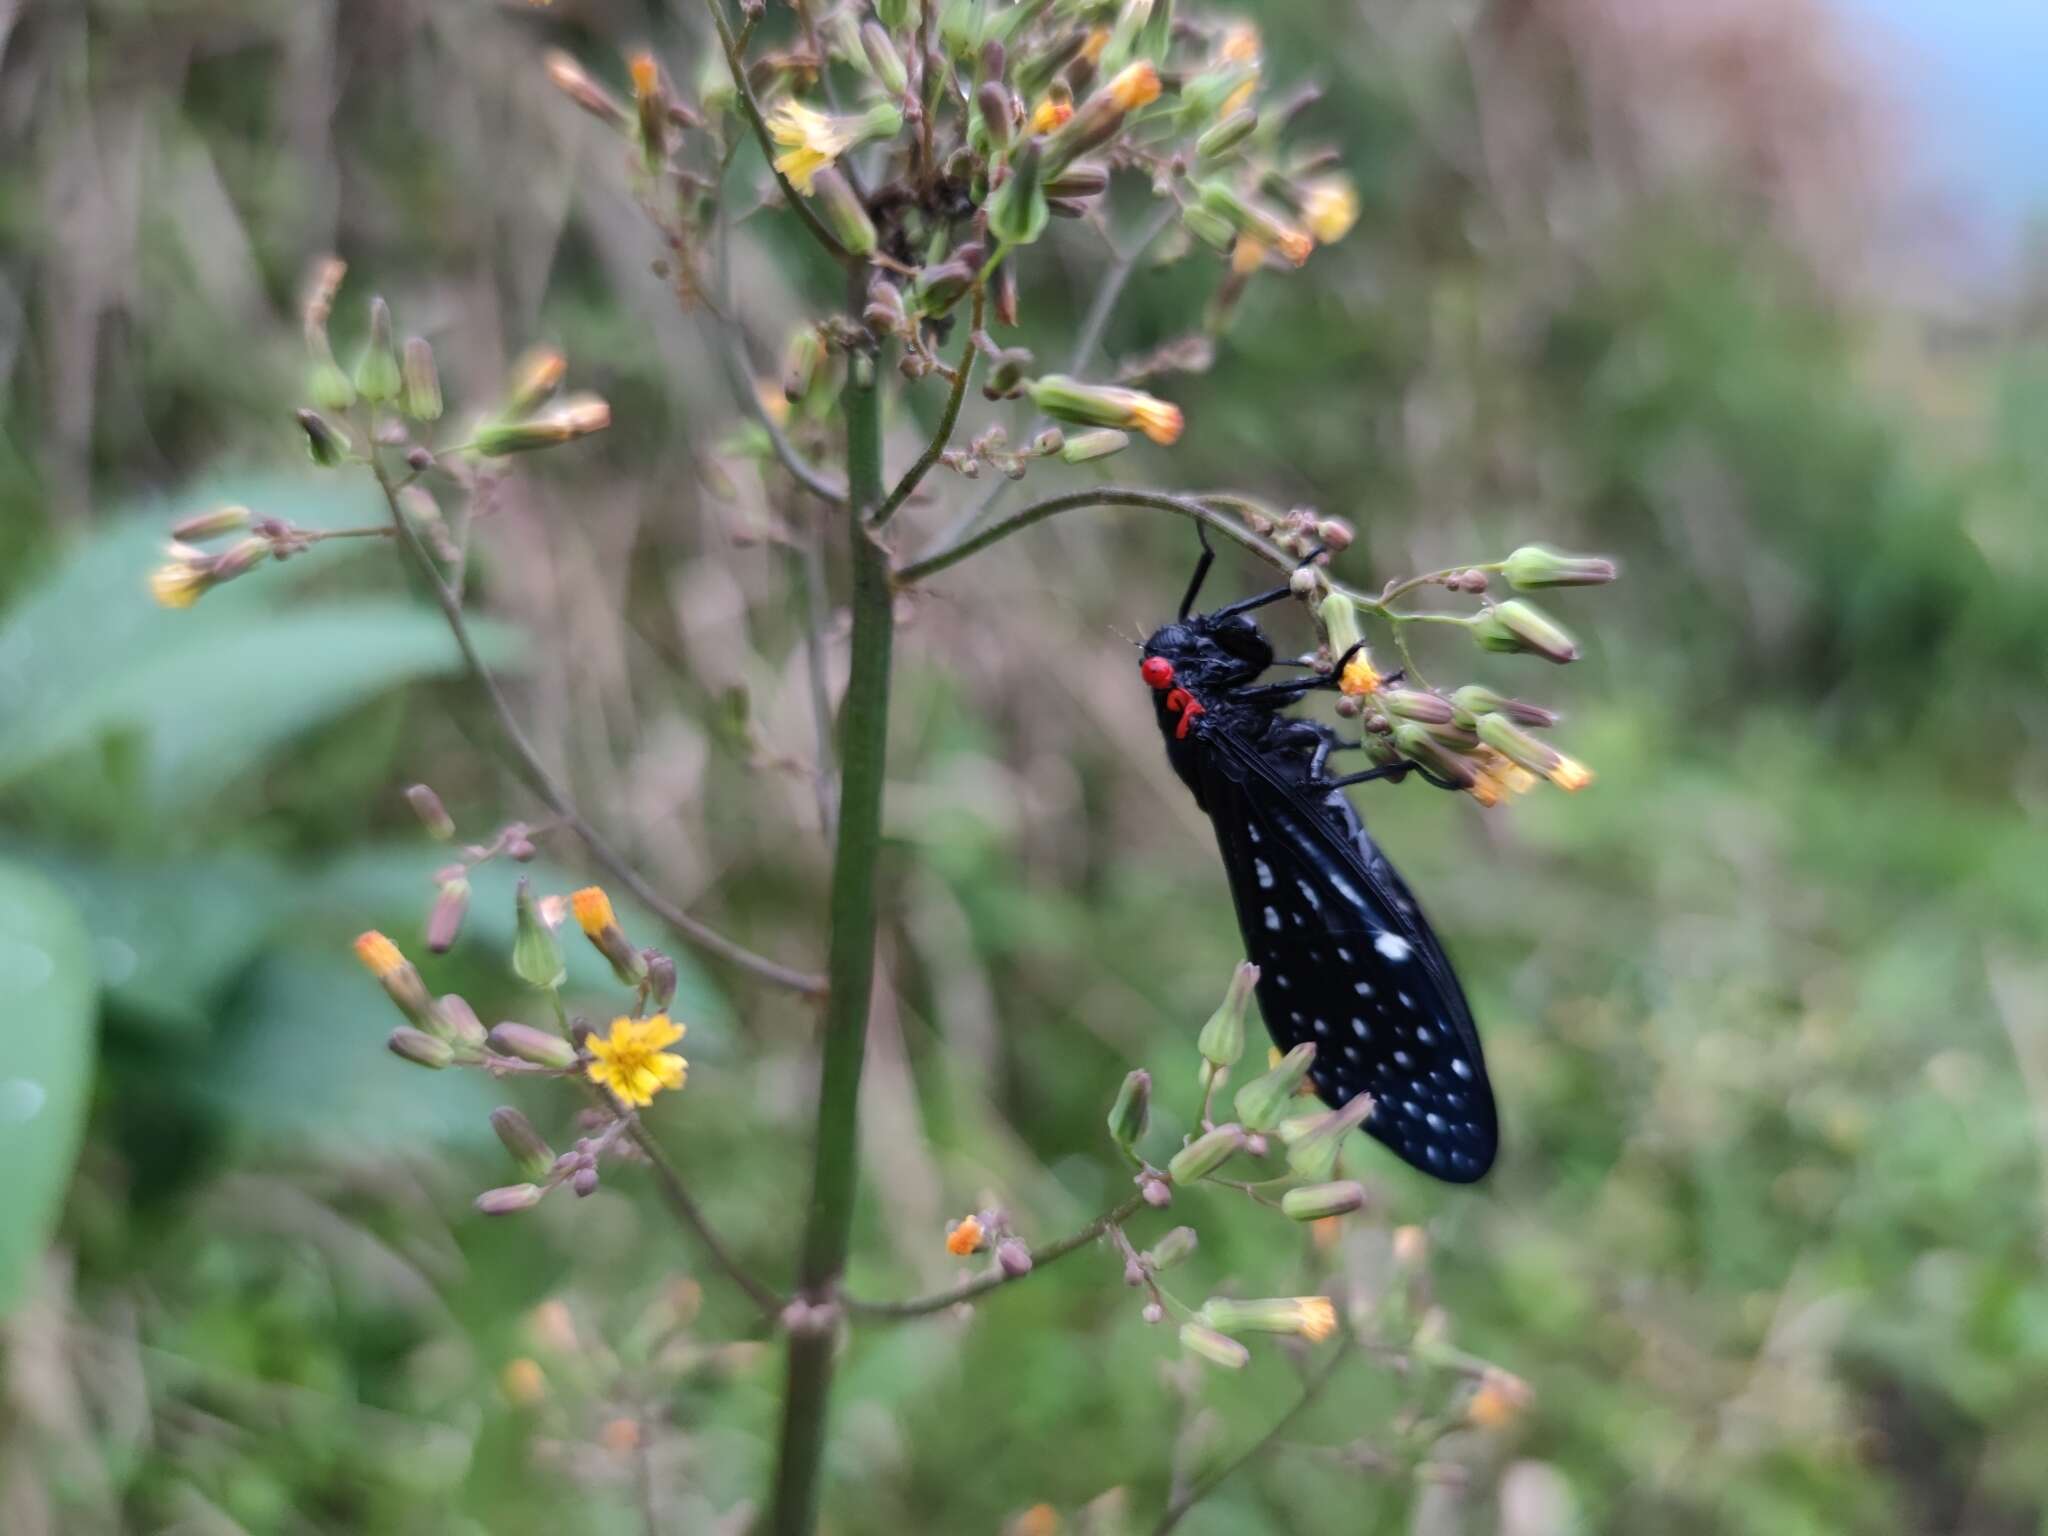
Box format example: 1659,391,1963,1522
1030,96,1073,135
1294,1296,1338,1342
1302,176,1360,245
571,885,617,938
1103,61,1161,113
149,549,211,609
354,930,407,979
1338,652,1383,697
585,1014,688,1107
1467,1367,1533,1429
945,1213,985,1256
1127,394,1184,446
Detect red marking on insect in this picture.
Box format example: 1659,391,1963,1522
1175,700,1206,739
1140,656,1175,689
1164,687,1193,716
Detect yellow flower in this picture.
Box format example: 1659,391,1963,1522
1467,1367,1533,1429
1465,747,1537,808
1029,96,1073,135
945,1213,985,1256
1081,26,1111,64
1103,61,1161,113
1338,651,1383,697
1126,394,1183,446
571,885,616,938
628,51,659,102
1302,175,1359,245
585,1014,688,1107
149,554,210,609
1294,1296,1338,1342
354,930,407,979
1547,753,1595,792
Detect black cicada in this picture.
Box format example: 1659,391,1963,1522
1139,537,1496,1183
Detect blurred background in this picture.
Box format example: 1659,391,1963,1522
5,0,2048,1532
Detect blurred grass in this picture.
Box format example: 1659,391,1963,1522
4,1,2048,1533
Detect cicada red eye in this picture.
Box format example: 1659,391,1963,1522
1140,656,1175,689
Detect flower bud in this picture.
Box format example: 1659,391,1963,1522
405,783,455,840
1467,1367,1533,1429
1502,544,1616,590
1043,162,1107,200
1471,600,1579,664
1107,1068,1152,1148
1281,1093,1375,1181
1197,961,1258,1070
1473,712,1593,791
475,1183,546,1216
996,1238,1033,1277
1234,1042,1316,1131
544,49,632,130
1200,1294,1339,1342
1044,61,1159,173
388,1027,453,1069
438,993,488,1048
1196,108,1258,162
354,298,402,404
504,347,567,416
1315,517,1355,552
863,276,909,336
491,1106,555,1180
1168,1123,1245,1185
488,1022,578,1070
296,409,348,467
811,168,877,257
1196,182,1312,267
355,931,440,1031
474,394,611,456
1180,202,1237,253
1382,689,1456,725
1146,1226,1199,1271
1281,1180,1368,1220
644,951,678,1012
1027,374,1181,446
988,139,1048,247
860,22,908,94
170,504,251,543
401,337,443,421
1142,1301,1165,1324
571,885,649,987
572,1166,601,1198
629,51,668,168
1139,1172,1172,1207
1179,1323,1250,1370
426,878,471,954
977,81,1015,152
1301,175,1360,244
1059,427,1129,463
1450,685,1557,729
1389,721,1476,790
512,878,566,990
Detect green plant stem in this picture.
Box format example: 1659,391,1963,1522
369,455,827,998
1149,1332,1356,1536
765,349,895,1536
892,486,1296,588
698,0,855,266
842,1192,1147,1320
869,286,984,528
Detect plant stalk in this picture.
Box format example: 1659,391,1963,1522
765,348,894,1536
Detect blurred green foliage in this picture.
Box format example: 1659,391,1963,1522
4,1,2048,1534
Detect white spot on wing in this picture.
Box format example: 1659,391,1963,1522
1264,906,1281,931
1451,1058,1473,1081
1374,932,1412,963
1255,858,1274,889
1353,981,1373,997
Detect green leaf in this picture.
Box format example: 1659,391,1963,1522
0,859,98,1313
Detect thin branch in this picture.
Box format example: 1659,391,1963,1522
842,1192,1147,1320
797,504,839,840
618,1108,787,1320
697,0,856,266
720,330,849,504
893,487,1296,588
1149,1332,1357,1536
371,458,828,997
869,286,984,528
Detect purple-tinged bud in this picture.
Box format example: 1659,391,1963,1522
406,783,455,840
1471,600,1579,664
1107,1068,1152,1148
1059,427,1128,463
1031,428,1065,456
1316,517,1355,552
1043,162,1108,200
1245,1131,1269,1157
1281,1180,1368,1221
996,1238,1033,1277
1382,689,1456,726
489,1023,578,1070
475,1183,546,1216
1147,1226,1198,1271
860,22,908,94
401,337,442,421
572,1166,600,1198
296,409,348,468
426,878,470,954
1235,1042,1316,1131
977,81,1015,152
491,1106,555,1180
1281,1094,1375,1181
439,994,487,1049
864,277,908,337
389,1027,453,1069
170,504,251,543
1168,1123,1246,1185
1139,1172,1172,1208
1142,1301,1165,1324
1450,686,1557,729
1180,1323,1251,1370
1198,962,1258,1069
1502,544,1617,590
644,950,678,1011
1123,1257,1146,1287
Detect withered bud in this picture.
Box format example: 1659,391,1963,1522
545,50,632,130
644,950,678,1011
1315,517,1355,552
296,409,348,468
863,277,909,336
